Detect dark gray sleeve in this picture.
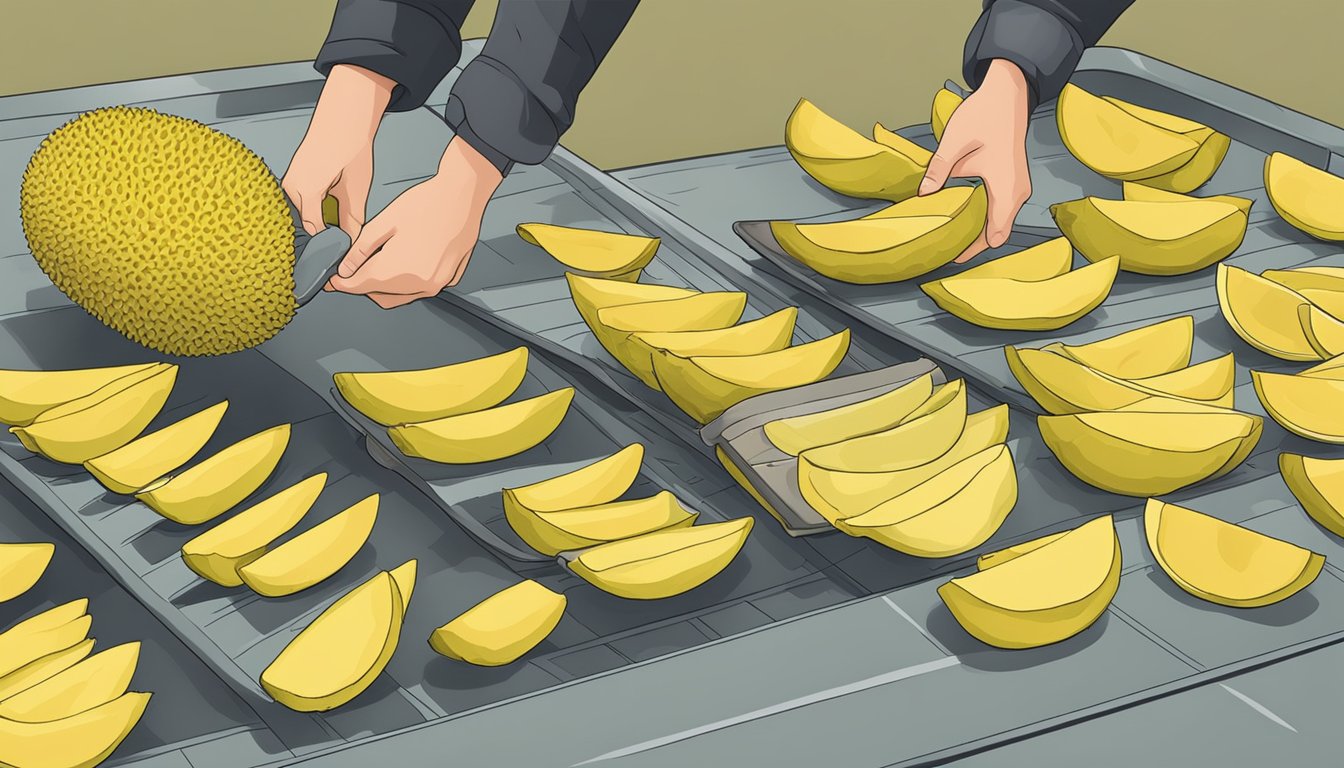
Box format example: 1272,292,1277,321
439,0,641,175
314,0,477,113
963,0,1136,109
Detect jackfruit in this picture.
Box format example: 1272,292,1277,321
388,388,574,464
1056,85,1202,180
800,380,968,473
590,292,747,382
1217,264,1323,361
0,363,158,427
1047,316,1194,379
625,309,799,390
19,106,297,356
1279,453,1344,539
931,87,964,143
1264,152,1344,241
0,692,152,768
516,222,659,278
84,401,228,495
1006,346,1235,415
429,581,566,666
922,255,1118,331
1051,196,1247,276
568,518,754,599
1262,267,1344,319
763,372,934,455
0,542,54,603
333,347,529,427
784,99,930,201
137,423,290,525
1252,370,1344,444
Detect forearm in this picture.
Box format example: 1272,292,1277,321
312,65,396,139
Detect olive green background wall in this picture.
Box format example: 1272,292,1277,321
3,1,1339,170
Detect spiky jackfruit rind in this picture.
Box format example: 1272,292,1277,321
20,106,296,356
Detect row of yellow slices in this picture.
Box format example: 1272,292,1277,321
0,549,150,768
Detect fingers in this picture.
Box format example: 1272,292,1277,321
953,231,992,264
983,170,1031,249
334,218,393,284
281,183,326,236
918,148,957,196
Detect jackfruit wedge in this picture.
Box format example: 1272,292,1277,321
938,515,1120,649
261,568,405,712
1006,347,1235,415
1303,354,1344,380
83,400,228,495
1252,370,1344,443
508,490,697,557
1145,499,1323,607
1217,264,1322,361
0,362,158,427
923,255,1118,331
238,494,378,597
652,330,851,424
626,308,799,389
835,445,1017,557
900,378,963,423
21,363,168,427
0,599,87,640
1121,181,1253,216
1102,97,1212,138
1262,267,1344,319
569,517,753,599
1049,316,1194,379
1056,84,1202,180
0,691,151,768
1039,409,1262,496
770,186,986,283
334,347,529,426
1128,132,1230,194
1051,197,1247,276
931,87,964,143
1298,303,1344,360
516,222,659,277
566,273,699,333
388,388,574,464
976,530,1069,571
0,642,139,723
0,638,94,702
1279,453,1344,539
763,372,934,455
591,292,747,382
784,98,930,201
429,581,566,666
1264,152,1344,241
503,444,643,514
10,365,177,463
798,405,1009,525
181,473,325,586
0,614,91,680
389,559,417,611
0,542,54,603
950,236,1075,282
800,380,967,472
136,423,290,525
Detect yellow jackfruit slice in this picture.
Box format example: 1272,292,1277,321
1217,264,1322,361
388,388,574,464
1262,267,1344,320
1264,152,1344,241
0,691,151,768
1006,346,1235,415
0,613,91,680
798,405,1009,525
784,99,930,201
566,273,699,332
938,515,1120,649
1039,408,1262,496
1252,370,1344,443
770,186,986,283
181,473,325,586
0,600,86,644
835,445,1017,556
1137,133,1232,193
591,292,747,382
508,490,697,557
516,222,659,277
931,87,964,143
333,347,529,427
503,444,643,515
238,494,378,597
261,568,406,712
10,365,177,463
800,379,967,472
0,363,158,427
1297,303,1344,360
0,543,54,603
1047,316,1194,379
626,309,799,390
83,400,228,495
0,642,139,723
1102,97,1212,137
429,580,566,666
1056,84,1202,180
1052,196,1247,276
923,255,1118,330
976,530,1070,571
948,236,1074,282
1280,453,1344,539
1145,499,1324,607
1120,181,1252,216
651,331,850,424
136,423,290,525
25,364,169,426
763,372,934,455
0,638,94,703
569,517,753,599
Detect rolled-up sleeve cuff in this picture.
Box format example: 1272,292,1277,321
314,2,459,112
440,56,561,176
963,0,1083,110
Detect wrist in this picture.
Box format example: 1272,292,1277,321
315,64,395,139
982,59,1030,120
432,136,505,203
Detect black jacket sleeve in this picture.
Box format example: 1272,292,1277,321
963,0,1136,109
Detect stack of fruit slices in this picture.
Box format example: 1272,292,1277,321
783,98,931,202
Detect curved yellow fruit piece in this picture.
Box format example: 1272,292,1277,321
1145,499,1323,607
652,331,850,424
83,400,228,495
388,559,417,614
508,490,696,557
388,388,574,464
923,256,1118,331
566,273,698,333
1008,347,1234,415
0,542,54,603
26,364,169,426
1252,370,1344,444
1101,97,1210,136
0,642,138,723
181,473,325,586
1056,84,1201,180
1264,152,1344,241
770,186,986,284
931,87,964,143
592,292,747,382
570,517,753,600
0,637,94,704
862,185,982,220
1298,303,1344,359
1039,409,1261,496
261,569,403,712
505,444,643,513
1133,133,1232,193
1280,453,1344,539
516,222,659,276
836,445,1017,557
976,530,1070,571
1303,353,1344,380
1052,197,1247,276
0,614,91,680
627,309,799,390
0,362,158,427
1121,181,1252,216
0,599,87,638
938,515,1120,649
1217,265,1322,361
0,691,151,768
801,380,967,472
334,347,529,427
784,99,930,201
952,237,1074,282
763,372,934,455
1262,268,1344,320
10,365,177,464
798,405,1009,524
1049,316,1194,379
239,494,378,597
429,581,566,666
136,424,290,525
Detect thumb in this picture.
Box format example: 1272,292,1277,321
919,146,963,196
329,175,369,242
338,219,391,279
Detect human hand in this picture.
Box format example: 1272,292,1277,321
326,136,505,308
918,59,1032,263
282,64,393,240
